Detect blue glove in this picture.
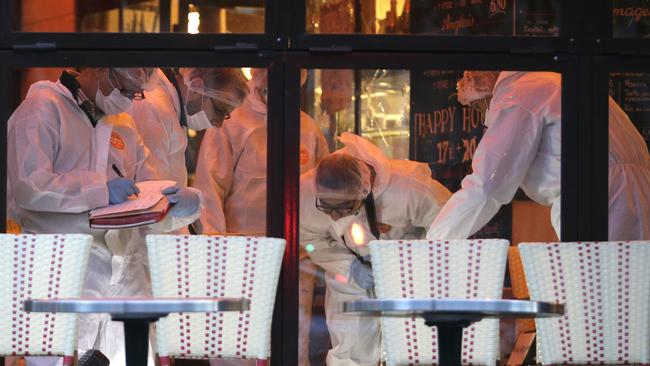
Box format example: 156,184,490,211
350,258,374,290
107,178,139,204
163,185,200,217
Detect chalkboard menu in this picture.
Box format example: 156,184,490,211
410,70,512,241
410,0,560,36
610,73,650,148
612,0,650,38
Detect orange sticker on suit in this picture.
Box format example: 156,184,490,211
300,146,310,165
111,131,125,150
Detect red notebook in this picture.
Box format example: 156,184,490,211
89,180,176,229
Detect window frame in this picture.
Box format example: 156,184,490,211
290,0,578,53
0,0,286,50
597,0,650,54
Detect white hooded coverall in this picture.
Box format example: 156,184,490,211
300,133,451,366
7,79,201,366
128,68,189,187
427,71,650,241
193,79,329,235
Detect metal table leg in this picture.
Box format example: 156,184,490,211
423,313,481,366
434,322,465,366
114,317,160,366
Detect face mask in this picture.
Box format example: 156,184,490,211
95,81,133,115
186,109,213,130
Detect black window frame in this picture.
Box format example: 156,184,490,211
290,0,578,53
2,0,647,364
0,0,287,50
597,1,650,55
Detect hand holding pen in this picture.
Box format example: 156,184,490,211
107,164,140,204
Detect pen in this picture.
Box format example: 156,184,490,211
111,164,139,197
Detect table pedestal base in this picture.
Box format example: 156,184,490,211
113,316,161,366
423,313,482,366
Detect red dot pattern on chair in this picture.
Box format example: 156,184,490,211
11,236,37,355
616,243,631,362
548,243,573,362
461,240,482,365
41,235,65,355
578,244,606,362
427,240,451,363
235,238,258,359
371,239,507,366
520,241,650,365
204,236,228,356
174,236,193,357
398,241,419,364
394,240,488,365
2,234,91,360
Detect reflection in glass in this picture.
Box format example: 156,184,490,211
5,66,258,365
608,73,650,240
13,0,264,33
306,0,561,36
193,68,328,237
299,69,562,365
612,0,650,38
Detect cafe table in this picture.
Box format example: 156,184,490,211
24,297,249,366
343,298,564,366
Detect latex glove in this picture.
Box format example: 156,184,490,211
350,258,374,290
163,185,200,217
107,178,139,204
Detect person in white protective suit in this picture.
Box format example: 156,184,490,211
128,68,250,186
426,71,650,241
193,68,329,235
7,68,203,366
98,68,249,366
115,67,249,294
192,68,328,366
300,133,451,366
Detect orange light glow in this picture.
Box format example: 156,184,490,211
351,223,365,245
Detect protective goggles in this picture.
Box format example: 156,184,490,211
315,198,362,216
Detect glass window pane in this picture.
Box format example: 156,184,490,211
306,0,561,36
5,66,266,364
299,68,561,365
612,1,650,38
608,72,650,240
12,0,264,33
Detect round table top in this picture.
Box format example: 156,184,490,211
23,297,249,318
342,298,564,319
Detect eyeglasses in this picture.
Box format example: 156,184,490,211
315,198,360,215
121,89,145,101
214,105,232,121
108,70,145,101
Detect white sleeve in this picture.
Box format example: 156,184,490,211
427,105,544,240
192,127,233,234
9,108,109,213
129,101,174,181
408,177,452,229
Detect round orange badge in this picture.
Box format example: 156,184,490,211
300,146,310,165
110,131,125,150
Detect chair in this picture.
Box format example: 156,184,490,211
146,235,286,366
518,241,650,365
0,234,93,366
370,239,509,366
506,246,537,366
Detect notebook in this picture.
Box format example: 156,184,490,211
89,180,177,229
